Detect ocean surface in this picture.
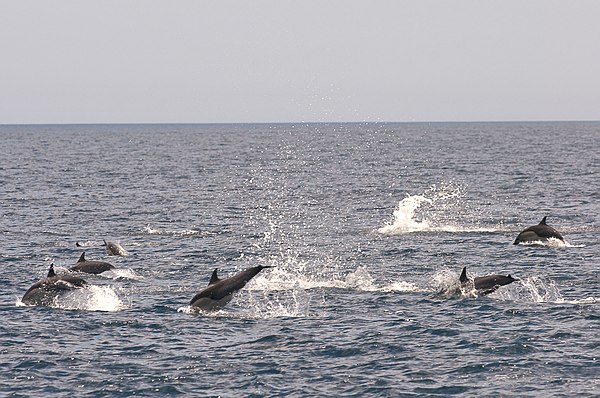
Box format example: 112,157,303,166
1,122,598,397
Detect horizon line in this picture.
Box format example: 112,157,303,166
1,119,599,127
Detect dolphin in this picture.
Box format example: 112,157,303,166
70,252,115,274
103,240,127,256
514,216,564,245
189,265,273,311
21,264,88,306
459,267,516,296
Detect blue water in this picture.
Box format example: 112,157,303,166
1,122,598,397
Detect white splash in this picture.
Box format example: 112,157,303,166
68,285,127,311
556,297,600,305
248,262,422,293
178,260,423,318
515,237,584,248
75,240,95,247
430,268,463,298
377,195,433,234
177,288,313,319
143,225,161,234
509,276,563,303
102,268,144,281
377,183,502,234
17,285,126,312
143,224,214,237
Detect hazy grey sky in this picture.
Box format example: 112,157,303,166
1,0,599,124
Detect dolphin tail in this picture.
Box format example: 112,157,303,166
47,263,56,277
76,242,82,247
78,252,86,263
459,267,468,283
539,216,548,225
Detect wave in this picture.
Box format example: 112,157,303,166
102,268,145,281
16,285,126,312
248,263,424,293
556,297,600,305
143,224,218,237
514,237,585,248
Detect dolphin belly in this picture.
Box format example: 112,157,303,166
473,275,516,295
189,294,234,311
514,230,544,244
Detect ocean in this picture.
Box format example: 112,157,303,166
0,122,598,397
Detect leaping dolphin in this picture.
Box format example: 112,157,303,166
70,252,115,274
21,264,88,306
103,240,128,256
189,265,273,311
514,216,564,245
459,267,516,296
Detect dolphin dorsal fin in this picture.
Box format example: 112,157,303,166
47,264,56,277
209,268,220,285
459,267,468,283
78,252,86,263
539,216,547,225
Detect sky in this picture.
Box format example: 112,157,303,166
1,0,599,124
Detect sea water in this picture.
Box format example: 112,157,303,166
1,122,598,397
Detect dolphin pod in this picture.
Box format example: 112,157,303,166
21,264,88,306
189,266,273,311
70,252,115,274
514,216,565,245
459,266,516,296
22,216,571,309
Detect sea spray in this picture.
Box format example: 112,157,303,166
377,195,433,234
17,285,126,312
377,183,502,234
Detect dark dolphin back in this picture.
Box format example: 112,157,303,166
228,265,272,286
21,267,88,306
473,274,516,290
208,265,272,299
70,252,115,274
190,265,273,307
514,216,564,244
